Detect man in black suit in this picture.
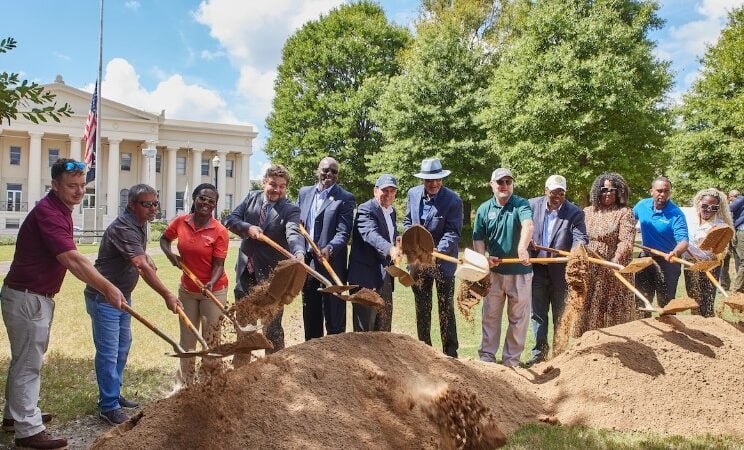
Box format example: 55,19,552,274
297,157,355,340
526,175,588,366
348,174,401,332
224,164,305,352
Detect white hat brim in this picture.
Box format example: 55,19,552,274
414,169,451,179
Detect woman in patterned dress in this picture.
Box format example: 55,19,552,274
579,173,637,333
683,188,733,317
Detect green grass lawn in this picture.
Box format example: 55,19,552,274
0,245,742,448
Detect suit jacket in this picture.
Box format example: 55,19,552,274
297,184,355,279
347,198,398,290
528,195,588,283
403,185,463,278
224,190,305,282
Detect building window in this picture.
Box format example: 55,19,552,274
176,157,187,175
6,183,22,212
83,188,96,208
9,146,21,165
225,194,233,211
120,153,132,171
226,160,234,178
48,148,60,166
5,219,20,229
201,158,209,176
156,154,161,173
176,191,184,211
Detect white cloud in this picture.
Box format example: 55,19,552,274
697,0,742,19
200,49,225,60
93,58,246,125
53,51,71,61
236,66,277,125
125,1,140,11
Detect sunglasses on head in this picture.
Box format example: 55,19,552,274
321,167,339,174
64,161,86,171
495,178,513,186
137,200,159,208
600,187,618,194
196,195,217,205
700,204,719,212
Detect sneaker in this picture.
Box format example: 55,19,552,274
2,413,53,433
99,408,129,426
118,396,139,409
14,430,67,449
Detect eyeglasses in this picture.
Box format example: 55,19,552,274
196,195,217,205
600,187,618,194
137,201,160,208
700,204,720,212
321,167,339,175
495,178,513,186
64,161,86,171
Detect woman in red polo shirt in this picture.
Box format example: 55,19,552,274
161,183,229,386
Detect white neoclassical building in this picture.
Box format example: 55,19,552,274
0,76,257,235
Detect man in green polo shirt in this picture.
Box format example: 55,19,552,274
472,168,534,367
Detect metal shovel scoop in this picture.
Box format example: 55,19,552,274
298,224,359,293
267,259,307,305
386,236,414,287
699,225,735,255
401,225,435,265
704,270,744,313
179,262,258,333
635,244,721,272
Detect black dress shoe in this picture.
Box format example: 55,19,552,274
118,396,139,409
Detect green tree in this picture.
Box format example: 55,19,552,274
481,0,672,204
668,6,744,201
265,2,411,200
369,17,493,226
1,37,73,125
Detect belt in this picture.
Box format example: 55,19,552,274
3,284,55,299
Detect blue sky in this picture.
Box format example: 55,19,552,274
2,0,741,178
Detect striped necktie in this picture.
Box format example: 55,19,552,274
260,202,270,228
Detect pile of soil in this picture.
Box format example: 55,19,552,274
92,333,544,449
539,315,744,437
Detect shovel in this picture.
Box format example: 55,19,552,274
386,236,414,287
699,225,735,255
634,244,721,272
537,244,659,313
297,224,359,292
433,248,570,281
257,233,383,308
704,271,744,313
178,262,258,333
533,244,653,274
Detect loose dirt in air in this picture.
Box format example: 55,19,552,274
349,287,385,309
553,246,589,355
456,280,482,322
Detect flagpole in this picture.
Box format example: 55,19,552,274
94,0,104,236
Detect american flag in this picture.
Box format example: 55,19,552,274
83,82,98,184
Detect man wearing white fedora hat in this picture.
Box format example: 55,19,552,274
403,158,463,357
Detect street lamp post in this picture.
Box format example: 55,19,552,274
212,154,221,218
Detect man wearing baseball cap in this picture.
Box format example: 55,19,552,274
472,168,534,367
348,174,401,331
526,174,587,366
403,158,463,358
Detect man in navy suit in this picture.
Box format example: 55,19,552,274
526,174,588,366
404,158,462,357
348,174,401,332
297,157,355,340
224,164,305,353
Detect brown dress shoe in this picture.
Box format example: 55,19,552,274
14,430,67,449
2,413,54,433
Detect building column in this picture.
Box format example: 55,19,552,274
239,151,251,198
191,148,204,192
217,151,227,215
106,139,121,220
69,134,82,162
166,147,177,220
28,132,43,206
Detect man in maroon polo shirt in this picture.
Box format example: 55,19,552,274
1,158,125,450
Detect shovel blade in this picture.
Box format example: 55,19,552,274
455,263,489,282
319,284,358,293
688,260,721,272
619,257,653,274
724,293,744,312
268,260,306,303
401,225,435,264
337,288,385,309
386,265,409,278
699,225,734,255
659,296,699,315
399,273,415,287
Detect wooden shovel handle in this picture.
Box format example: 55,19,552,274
179,262,229,313
257,233,333,287
298,224,344,286
704,270,729,298
176,306,210,349
533,244,623,270
432,250,461,264
122,304,184,352
634,244,691,267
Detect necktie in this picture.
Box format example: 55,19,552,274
260,202,270,228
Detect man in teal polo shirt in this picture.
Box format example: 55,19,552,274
472,168,534,367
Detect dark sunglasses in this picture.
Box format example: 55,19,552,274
600,187,618,194
137,200,160,208
495,178,513,186
321,167,339,174
700,204,720,212
64,161,86,171
196,195,217,205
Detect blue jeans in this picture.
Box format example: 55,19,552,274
84,292,132,412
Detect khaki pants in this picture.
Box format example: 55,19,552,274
479,272,532,367
1,286,55,438
176,285,226,386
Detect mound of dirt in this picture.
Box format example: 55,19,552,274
91,333,544,449
538,315,744,437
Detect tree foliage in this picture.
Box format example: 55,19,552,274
369,16,493,220
265,2,411,200
668,6,744,200
480,0,672,204
1,37,73,126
